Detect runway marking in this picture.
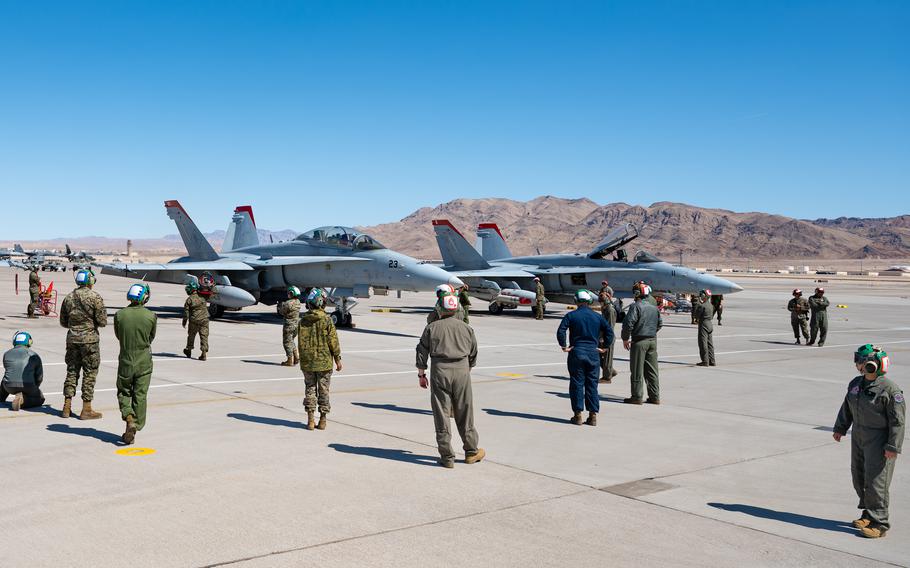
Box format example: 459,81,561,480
114,447,156,457
496,372,526,378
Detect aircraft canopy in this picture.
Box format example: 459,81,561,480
295,226,386,251
633,250,663,263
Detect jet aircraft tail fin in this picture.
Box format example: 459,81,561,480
14,244,24,253
164,200,220,261
476,223,513,260
432,220,490,270
65,244,73,256
223,205,259,252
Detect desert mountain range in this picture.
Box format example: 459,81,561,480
3,197,908,260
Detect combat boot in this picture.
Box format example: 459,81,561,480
860,525,887,539
645,398,661,405
306,411,315,431
623,397,643,405
293,350,299,365
79,400,102,420
317,413,327,430
183,348,192,358
818,342,825,347
806,341,815,346
585,412,597,426
570,412,583,425
599,376,612,384
794,339,801,345
11,392,24,411
281,357,294,367
122,415,137,445
62,397,73,418
465,448,486,464
853,516,872,529
199,352,207,361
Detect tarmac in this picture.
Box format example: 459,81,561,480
1,267,908,568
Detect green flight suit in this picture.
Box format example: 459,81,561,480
416,314,480,462
114,304,157,430
598,288,617,379
278,298,301,358
533,282,545,319
621,298,662,401
693,299,715,365
834,375,905,530
298,308,341,414
711,294,724,325
458,289,471,324
183,292,209,354
808,294,829,346
27,269,41,317
59,286,107,401
787,296,810,341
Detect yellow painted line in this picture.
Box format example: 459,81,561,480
370,308,402,313
496,372,526,378
115,447,156,457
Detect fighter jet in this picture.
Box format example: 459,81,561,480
63,244,96,264
101,201,461,325
433,220,742,314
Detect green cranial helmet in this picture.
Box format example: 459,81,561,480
574,289,594,304
306,287,327,309
287,286,301,298
854,344,891,377
185,280,199,295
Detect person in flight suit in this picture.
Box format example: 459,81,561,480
557,289,614,426
279,286,302,366
59,269,107,419
183,281,209,360
621,283,662,405
788,288,810,345
693,289,716,367
1,331,45,410
807,287,830,347
298,288,343,431
114,283,157,445
27,265,41,318
597,281,618,383
533,277,546,320
833,344,905,538
416,293,484,468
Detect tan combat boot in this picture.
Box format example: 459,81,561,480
199,352,207,361
11,392,24,411
122,415,137,445
585,412,597,426
853,517,872,529
61,397,73,418
79,400,102,420
317,413,327,430
306,412,315,431
465,448,486,464
281,357,294,367
860,525,887,538
570,412,583,425
292,350,299,365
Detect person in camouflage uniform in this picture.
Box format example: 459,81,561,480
533,277,546,320
183,281,209,360
59,269,107,419
787,288,810,344
458,284,471,325
114,283,157,445
27,265,41,318
597,280,618,382
298,288,342,430
833,344,905,538
417,293,484,468
427,284,468,325
279,286,302,366
807,287,830,347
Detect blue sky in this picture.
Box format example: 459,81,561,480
1,0,907,238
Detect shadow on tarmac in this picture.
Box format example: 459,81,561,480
707,503,856,534
46,423,123,445
483,408,566,424
328,443,438,466
226,412,306,429
342,327,419,339
546,391,626,404
351,402,432,415
242,359,286,367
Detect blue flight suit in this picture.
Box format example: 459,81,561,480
557,304,615,414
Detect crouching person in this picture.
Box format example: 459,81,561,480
1,331,45,411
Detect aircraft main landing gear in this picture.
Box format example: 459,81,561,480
488,302,504,315
208,304,225,319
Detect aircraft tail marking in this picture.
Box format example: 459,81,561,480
164,200,220,261
432,220,490,270
476,222,513,260
223,205,259,252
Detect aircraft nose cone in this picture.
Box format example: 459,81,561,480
702,274,743,295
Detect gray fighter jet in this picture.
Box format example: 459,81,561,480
100,201,461,325
63,244,96,264
433,220,742,314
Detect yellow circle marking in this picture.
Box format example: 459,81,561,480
837,304,848,308
115,447,156,457
496,372,526,378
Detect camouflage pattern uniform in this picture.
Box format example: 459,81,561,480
59,287,107,401
298,307,341,414
27,269,41,318
533,281,546,320
787,296,810,342
458,288,471,325
808,293,830,346
834,375,905,531
598,285,617,380
278,298,301,360
183,292,209,355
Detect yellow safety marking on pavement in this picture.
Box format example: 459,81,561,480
115,447,156,457
370,308,402,313
837,304,848,308
496,372,526,378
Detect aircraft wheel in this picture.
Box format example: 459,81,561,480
342,312,353,327
330,311,341,326
208,304,225,319
488,302,503,315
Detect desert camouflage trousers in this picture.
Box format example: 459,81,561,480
303,370,332,414
283,323,299,358
186,321,209,353
64,341,101,401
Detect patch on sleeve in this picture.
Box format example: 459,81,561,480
895,392,904,404
849,385,860,395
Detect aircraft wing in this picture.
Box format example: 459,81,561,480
446,267,537,279
243,256,371,268
529,266,654,275
100,261,255,273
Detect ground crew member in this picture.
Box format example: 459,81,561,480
693,289,716,367
427,284,468,325
597,281,617,382
557,289,613,426
833,344,905,538
621,283,662,405
1,331,45,410
808,287,830,347
279,286,301,366
416,294,484,468
458,284,471,325
114,283,157,444
298,288,342,430
27,265,41,318
183,281,209,360
788,289,810,344
712,293,724,325
59,269,106,419
533,277,545,320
